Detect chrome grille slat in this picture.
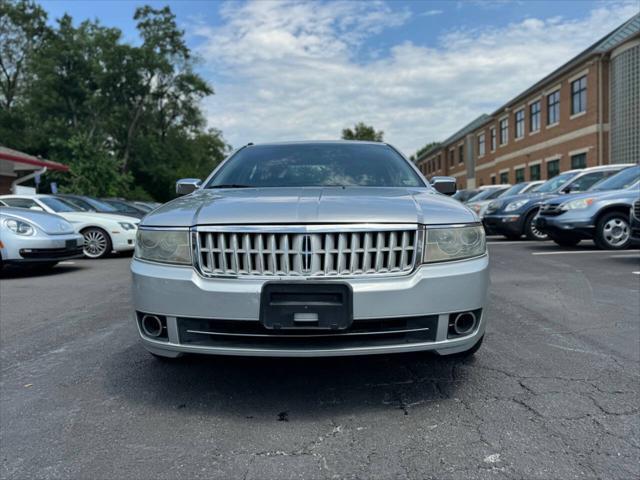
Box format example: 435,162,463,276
196,228,417,278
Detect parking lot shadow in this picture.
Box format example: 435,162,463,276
0,264,84,279
104,346,470,419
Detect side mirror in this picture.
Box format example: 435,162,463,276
29,206,45,212
176,178,202,196
430,176,457,196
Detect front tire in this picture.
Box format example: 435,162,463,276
594,212,631,250
524,211,548,241
82,227,112,258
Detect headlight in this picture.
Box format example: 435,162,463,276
561,198,594,210
504,199,528,212
119,222,137,231
423,225,486,263
135,229,191,265
4,219,35,236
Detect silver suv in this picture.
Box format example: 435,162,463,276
131,141,489,359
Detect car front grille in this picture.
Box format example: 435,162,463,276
634,200,640,220
195,227,419,277
538,203,563,216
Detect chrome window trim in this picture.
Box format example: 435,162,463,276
193,223,419,233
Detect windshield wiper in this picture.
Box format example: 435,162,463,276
208,184,252,189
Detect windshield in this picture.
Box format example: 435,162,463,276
60,197,92,211
467,188,503,202
81,196,118,212
40,197,80,212
526,182,543,193
588,166,640,191
499,183,529,197
452,189,478,201
535,172,577,193
206,144,425,188
105,200,141,213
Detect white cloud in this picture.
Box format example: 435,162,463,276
420,9,443,17
195,1,638,156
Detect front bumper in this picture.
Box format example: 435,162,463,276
483,214,524,237
111,229,136,252
1,233,84,264
534,214,595,239
131,255,490,357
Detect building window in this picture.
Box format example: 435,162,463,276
458,145,464,164
478,134,485,156
515,168,525,183
515,110,525,139
571,75,587,115
530,164,541,181
529,101,540,132
499,171,509,184
449,150,454,167
491,175,496,185
571,152,587,169
547,159,560,178
490,127,496,151
499,118,508,145
437,155,441,170
547,90,560,125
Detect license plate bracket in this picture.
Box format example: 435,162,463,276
260,282,353,331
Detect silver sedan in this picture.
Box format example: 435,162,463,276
0,207,84,269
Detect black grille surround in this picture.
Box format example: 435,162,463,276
633,199,640,221
19,246,84,259
177,315,439,350
538,203,564,216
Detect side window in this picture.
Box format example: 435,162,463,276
1,198,38,209
567,172,605,192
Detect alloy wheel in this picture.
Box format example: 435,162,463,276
602,218,630,247
83,229,108,258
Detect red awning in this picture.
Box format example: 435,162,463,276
0,146,69,172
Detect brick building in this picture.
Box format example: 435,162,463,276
416,14,639,189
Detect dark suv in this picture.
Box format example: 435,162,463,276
483,164,632,240
535,166,640,249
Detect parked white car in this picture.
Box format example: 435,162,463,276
0,206,84,269
0,195,139,258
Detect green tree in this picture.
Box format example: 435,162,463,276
410,142,440,162
0,2,229,202
0,0,48,110
341,122,384,142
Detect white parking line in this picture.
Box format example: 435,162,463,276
532,250,640,256
633,271,640,275
59,261,76,265
487,241,541,245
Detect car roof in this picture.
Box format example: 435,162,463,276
579,163,635,173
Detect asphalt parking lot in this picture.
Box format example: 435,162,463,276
1,240,639,480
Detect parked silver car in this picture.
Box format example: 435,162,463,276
131,141,489,359
0,207,84,269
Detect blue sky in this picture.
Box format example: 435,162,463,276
38,1,638,155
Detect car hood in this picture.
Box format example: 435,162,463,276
141,187,477,227
489,192,558,212
0,207,76,235
58,211,140,224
